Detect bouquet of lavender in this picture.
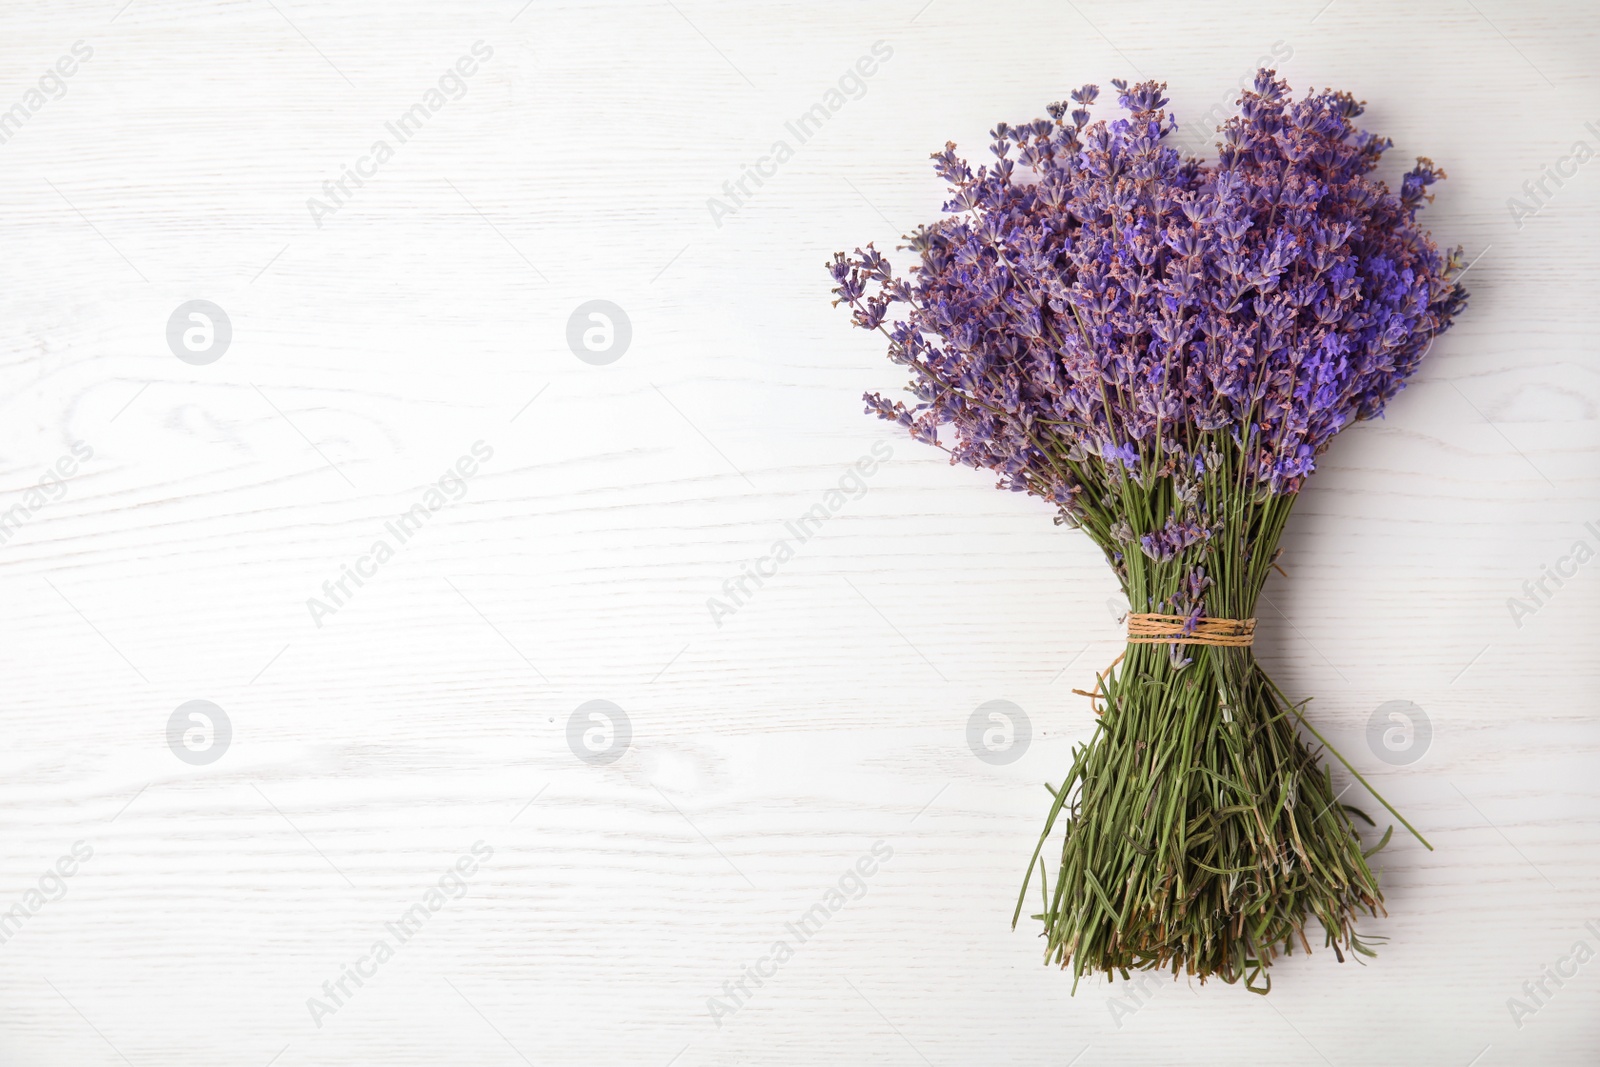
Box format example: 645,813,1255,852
829,71,1466,992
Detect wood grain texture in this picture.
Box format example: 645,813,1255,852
0,0,1596,1063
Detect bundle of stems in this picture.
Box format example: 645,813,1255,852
1011,431,1429,993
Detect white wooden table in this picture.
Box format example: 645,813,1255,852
1,1,1596,1063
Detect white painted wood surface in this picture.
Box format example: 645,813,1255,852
0,0,1596,1063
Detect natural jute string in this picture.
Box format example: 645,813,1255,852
1071,614,1257,711
1125,613,1256,647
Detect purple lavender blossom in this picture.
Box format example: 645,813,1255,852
830,70,1468,506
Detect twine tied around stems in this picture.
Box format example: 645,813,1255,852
1126,613,1256,647
1072,614,1257,713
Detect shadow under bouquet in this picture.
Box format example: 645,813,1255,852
829,71,1467,992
